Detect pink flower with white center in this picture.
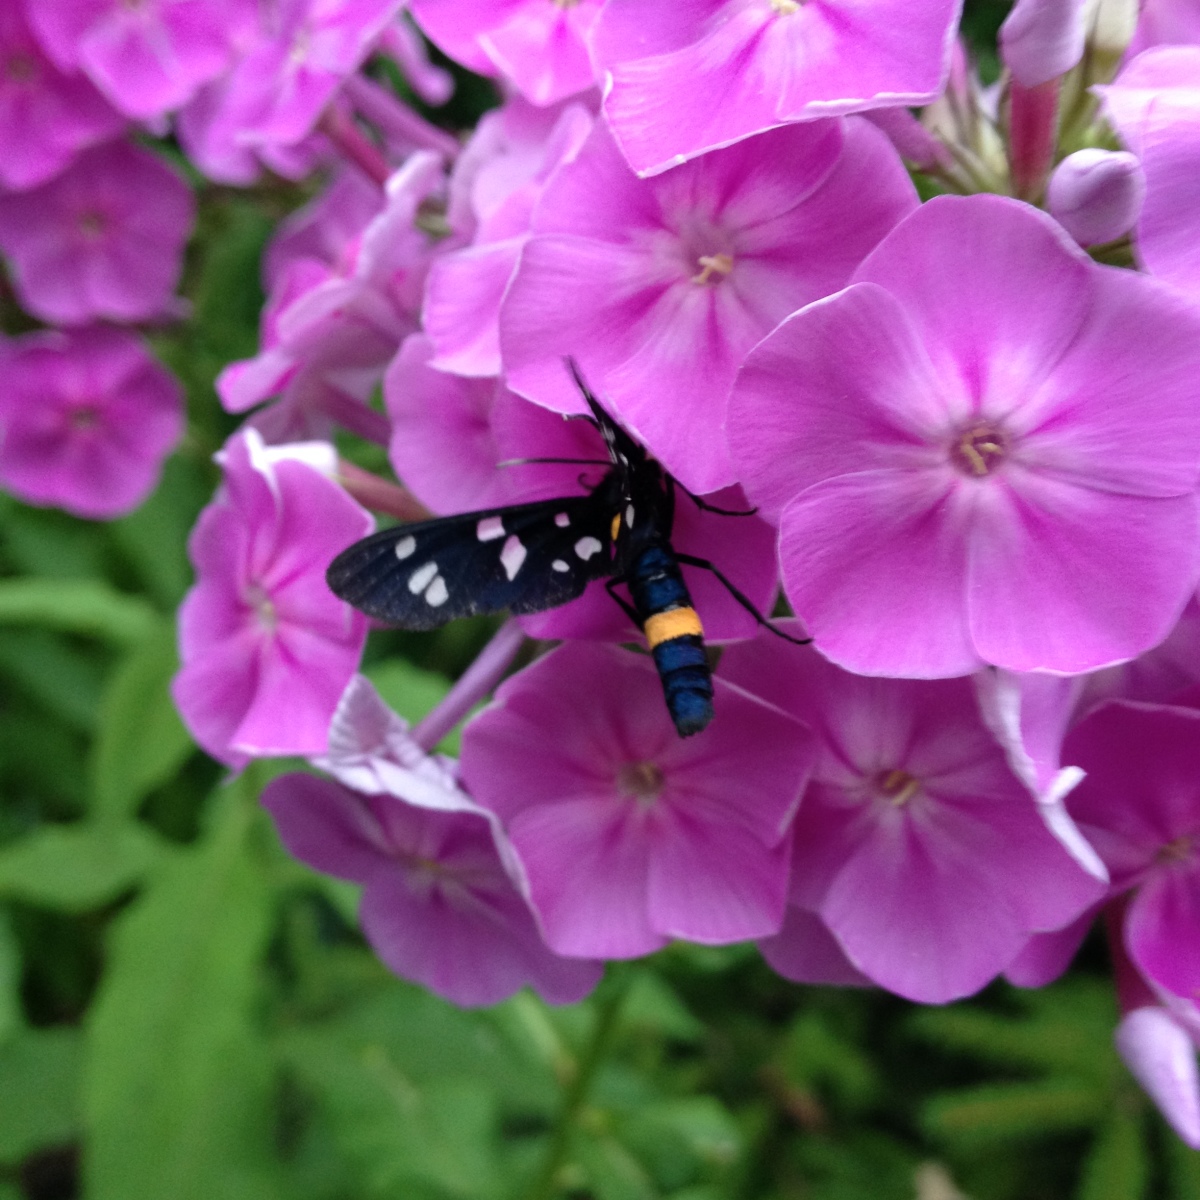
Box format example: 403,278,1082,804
0,139,193,326
425,97,594,377
459,642,815,959
262,676,601,1007
408,0,602,106
1064,701,1200,1003
721,629,1106,1003
0,4,123,191
728,194,1200,679
500,117,918,494
591,0,962,177
0,327,182,520
26,0,256,119
1099,49,1200,307
219,152,444,443
172,431,373,768
177,0,403,169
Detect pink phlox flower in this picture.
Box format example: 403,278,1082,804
591,0,963,177
408,0,602,106
172,430,373,767
459,642,815,959
263,679,602,1006
1099,48,1200,306
377,18,454,107
758,905,874,989
1047,149,1146,246
500,116,918,494
1064,701,1200,1003
999,0,1089,87
0,4,124,191
191,0,403,154
721,628,1107,1003
382,335,782,643
0,138,194,325
1128,0,1200,57
728,193,1200,679
264,166,384,292
425,97,594,377
25,0,257,120
1117,1002,1200,1148
0,327,182,520
219,153,445,441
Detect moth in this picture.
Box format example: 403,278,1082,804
326,363,805,737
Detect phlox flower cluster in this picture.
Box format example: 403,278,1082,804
7,0,1200,1150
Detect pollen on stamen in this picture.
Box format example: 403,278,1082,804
877,768,921,806
618,761,664,803
951,422,1009,477
692,252,734,286
771,0,802,12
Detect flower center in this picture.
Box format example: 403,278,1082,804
950,422,1009,477
4,54,36,84
770,0,803,12
692,252,734,286
245,582,277,632
1158,835,1195,866
875,768,921,806
78,212,107,241
69,406,99,431
618,761,665,804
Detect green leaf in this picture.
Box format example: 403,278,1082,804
0,912,21,1045
1076,1110,1148,1200
81,779,279,1200
0,579,157,647
0,628,108,732
0,823,164,912
0,1027,81,1164
89,619,194,823
923,1079,1107,1146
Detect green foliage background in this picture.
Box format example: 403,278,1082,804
2,3,1199,1196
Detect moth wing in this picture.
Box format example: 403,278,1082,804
326,492,616,630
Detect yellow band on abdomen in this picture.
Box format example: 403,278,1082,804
644,607,704,649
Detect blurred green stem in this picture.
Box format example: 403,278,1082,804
526,964,633,1200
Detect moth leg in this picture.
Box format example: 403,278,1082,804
673,552,811,646
676,483,758,518
603,576,642,630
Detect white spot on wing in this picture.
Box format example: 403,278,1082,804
554,512,570,528
625,504,635,527
500,535,527,580
408,562,438,593
575,536,603,561
425,576,449,607
552,559,569,572
476,515,505,541
394,535,416,560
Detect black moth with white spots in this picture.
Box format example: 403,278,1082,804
326,475,624,631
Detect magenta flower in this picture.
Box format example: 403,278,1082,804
1117,1004,1200,1148
26,0,256,119
0,3,123,191
459,643,815,959
0,139,194,326
177,0,402,173
591,0,962,176
1129,0,1200,56
1046,149,1145,247
500,117,918,494
1064,701,1200,1002
728,194,1200,678
408,0,601,105
172,431,373,767
0,327,182,520
721,630,1106,1003
263,676,601,1007
1100,50,1200,307
425,98,594,377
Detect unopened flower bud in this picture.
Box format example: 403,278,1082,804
1116,1007,1200,1149
1047,148,1145,244
1000,0,1089,86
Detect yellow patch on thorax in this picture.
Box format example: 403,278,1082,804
644,607,704,649
611,513,621,542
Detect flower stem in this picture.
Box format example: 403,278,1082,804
526,965,633,1200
